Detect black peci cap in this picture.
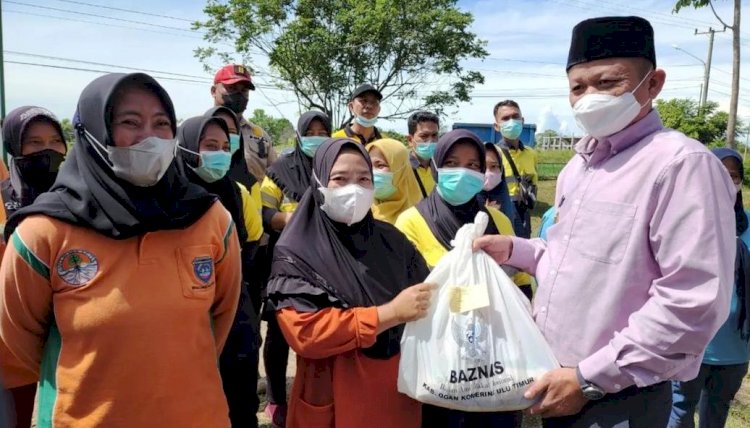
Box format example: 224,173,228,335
567,16,656,72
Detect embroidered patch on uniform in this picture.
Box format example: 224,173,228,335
192,256,214,285
56,250,99,286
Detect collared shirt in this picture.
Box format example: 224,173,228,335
395,205,532,286
332,124,382,145
506,110,735,394
409,153,435,197
240,118,278,183
498,140,538,200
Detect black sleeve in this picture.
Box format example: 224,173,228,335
262,206,279,232
405,239,430,285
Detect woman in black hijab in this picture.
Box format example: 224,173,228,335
266,137,433,428
394,129,526,428
177,115,263,428
477,142,517,226
0,73,241,428
257,110,331,425
0,106,67,226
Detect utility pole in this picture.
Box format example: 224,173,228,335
695,27,725,112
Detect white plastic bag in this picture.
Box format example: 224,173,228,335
398,212,559,412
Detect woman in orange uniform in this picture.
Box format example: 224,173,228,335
0,73,241,427
266,138,434,427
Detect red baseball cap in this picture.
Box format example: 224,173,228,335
214,64,256,90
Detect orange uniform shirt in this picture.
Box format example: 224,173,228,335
277,307,421,428
0,202,241,427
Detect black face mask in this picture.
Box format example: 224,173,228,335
222,92,249,115
15,149,66,192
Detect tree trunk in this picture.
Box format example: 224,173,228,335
726,0,741,149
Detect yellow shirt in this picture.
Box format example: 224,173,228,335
260,176,299,213
332,125,382,145
394,206,532,286
414,164,435,196
500,145,538,199
237,182,263,242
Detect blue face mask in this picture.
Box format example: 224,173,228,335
354,115,378,128
300,136,328,158
192,150,232,183
500,119,523,140
373,169,397,200
437,167,485,206
229,133,241,155
415,142,437,160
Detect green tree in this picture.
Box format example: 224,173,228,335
248,109,295,147
195,0,488,128
60,119,76,150
536,129,559,139
655,98,743,144
674,0,741,149
380,130,407,143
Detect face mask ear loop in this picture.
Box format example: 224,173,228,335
176,143,203,168
633,69,654,108
312,170,325,189
83,128,113,167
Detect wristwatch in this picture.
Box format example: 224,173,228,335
576,366,606,400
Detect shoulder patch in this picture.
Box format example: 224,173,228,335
56,250,99,286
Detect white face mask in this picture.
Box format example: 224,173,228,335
87,130,177,187
317,180,374,226
572,70,653,139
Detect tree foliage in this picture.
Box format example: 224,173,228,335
380,129,407,143
248,109,295,146
673,0,741,149
194,0,488,127
60,118,76,150
655,98,743,145
673,0,710,12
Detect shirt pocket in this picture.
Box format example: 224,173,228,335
569,200,637,264
177,245,217,300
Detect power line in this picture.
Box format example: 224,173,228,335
5,51,213,80
5,1,198,33
5,59,289,92
550,0,697,30
52,0,194,22
5,60,209,85
4,8,203,39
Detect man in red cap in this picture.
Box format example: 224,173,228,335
211,64,277,182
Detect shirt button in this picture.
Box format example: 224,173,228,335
653,375,660,381
563,234,570,241
614,384,622,390
540,306,547,313
550,269,557,275
574,199,581,205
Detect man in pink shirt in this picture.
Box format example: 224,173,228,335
475,16,736,427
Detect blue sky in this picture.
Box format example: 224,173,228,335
2,0,748,138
